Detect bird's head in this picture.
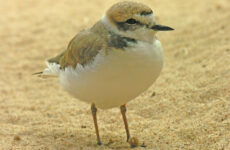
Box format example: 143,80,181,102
103,1,174,43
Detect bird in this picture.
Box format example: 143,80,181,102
34,1,173,146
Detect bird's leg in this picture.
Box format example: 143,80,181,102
120,104,130,142
91,103,102,145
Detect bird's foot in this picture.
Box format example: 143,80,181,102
97,141,102,146
128,137,139,148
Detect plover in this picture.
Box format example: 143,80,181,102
35,1,173,145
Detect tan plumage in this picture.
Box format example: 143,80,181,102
59,30,105,69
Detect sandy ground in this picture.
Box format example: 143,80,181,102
0,0,230,149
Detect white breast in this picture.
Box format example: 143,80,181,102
59,39,163,109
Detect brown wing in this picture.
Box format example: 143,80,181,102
48,30,106,69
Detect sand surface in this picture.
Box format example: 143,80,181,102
0,0,230,149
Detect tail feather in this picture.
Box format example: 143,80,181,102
32,71,57,78
32,71,43,75
33,62,61,78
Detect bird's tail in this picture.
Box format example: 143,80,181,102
32,62,60,78
32,71,57,78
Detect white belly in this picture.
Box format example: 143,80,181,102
59,40,163,109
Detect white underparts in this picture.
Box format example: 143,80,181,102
53,40,163,109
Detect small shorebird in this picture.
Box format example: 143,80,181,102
35,1,173,145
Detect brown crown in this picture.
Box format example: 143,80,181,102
106,1,152,22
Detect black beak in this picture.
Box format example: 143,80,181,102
151,24,174,31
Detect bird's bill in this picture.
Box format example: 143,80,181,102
151,24,174,31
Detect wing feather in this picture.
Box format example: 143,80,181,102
59,30,105,69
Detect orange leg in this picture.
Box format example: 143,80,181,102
120,104,130,142
91,103,102,145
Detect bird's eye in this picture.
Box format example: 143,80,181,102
126,18,138,24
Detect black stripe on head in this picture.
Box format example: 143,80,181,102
116,19,145,31
140,10,153,16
